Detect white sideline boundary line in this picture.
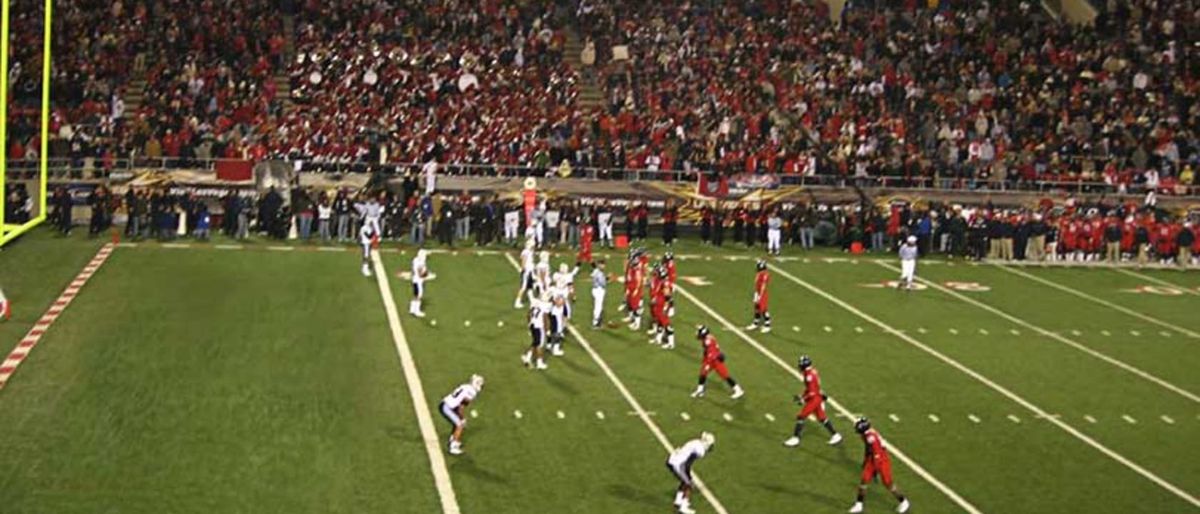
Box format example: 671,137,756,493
503,254,730,514
370,250,461,514
0,244,115,390
672,283,984,514
874,262,1200,405
769,264,1200,508
997,265,1200,339
1113,268,1200,297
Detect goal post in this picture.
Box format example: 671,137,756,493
0,0,52,247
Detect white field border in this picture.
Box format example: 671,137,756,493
0,243,114,389
370,250,461,514
874,262,1200,405
672,283,984,514
502,253,730,514
1112,268,1200,297
769,264,1200,508
996,265,1200,339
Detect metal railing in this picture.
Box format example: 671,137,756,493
4,157,1196,198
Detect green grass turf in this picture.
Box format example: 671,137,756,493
0,230,107,346
0,245,439,513
0,229,1198,513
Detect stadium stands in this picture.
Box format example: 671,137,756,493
6,0,1197,194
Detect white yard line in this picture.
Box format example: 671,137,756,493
1113,268,1200,297
673,283,984,514
997,265,1200,339
770,264,1200,508
503,253,731,514
370,250,461,514
0,244,115,390
875,262,1200,405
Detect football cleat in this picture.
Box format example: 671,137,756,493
535,360,548,370
897,499,911,513
521,352,532,367
690,386,706,398
661,342,675,350
744,323,758,330
848,502,864,513
362,264,372,277
551,346,564,357
828,433,843,445
677,505,696,514
731,385,745,399
760,326,771,334
783,436,801,447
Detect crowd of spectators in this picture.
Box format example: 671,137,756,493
575,0,1198,192
5,0,1198,195
280,0,579,165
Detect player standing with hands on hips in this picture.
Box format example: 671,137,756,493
898,235,919,290
849,417,911,513
745,260,772,333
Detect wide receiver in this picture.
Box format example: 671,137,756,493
745,260,772,333
784,355,842,447
439,374,484,456
849,417,911,513
692,326,745,399
665,431,716,514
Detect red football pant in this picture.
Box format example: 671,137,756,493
798,399,827,422
700,361,730,380
861,458,894,488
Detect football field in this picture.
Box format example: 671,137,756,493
1,229,1198,513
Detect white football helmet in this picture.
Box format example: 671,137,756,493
470,374,485,391
906,235,917,244
700,431,716,449
558,263,570,274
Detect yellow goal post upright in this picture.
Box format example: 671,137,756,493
0,0,52,247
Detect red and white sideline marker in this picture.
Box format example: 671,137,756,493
0,243,115,390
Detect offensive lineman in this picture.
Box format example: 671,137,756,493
898,235,919,290
745,260,772,333
439,374,484,455
665,431,716,514
849,417,911,513
410,249,429,317
783,355,842,447
692,326,745,399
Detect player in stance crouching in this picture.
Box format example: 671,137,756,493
784,355,842,447
439,374,484,455
692,326,744,399
666,431,716,514
745,260,772,333
360,222,380,277
898,236,919,290
849,417,911,513
410,249,429,317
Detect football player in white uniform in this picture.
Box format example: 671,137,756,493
666,432,716,514
548,288,568,357
552,263,579,317
513,240,536,309
439,374,484,455
359,223,378,277
410,249,429,317
521,292,550,370
898,235,919,290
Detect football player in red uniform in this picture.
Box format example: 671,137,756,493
649,267,675,349
849,417,910,513
577,221,595,265
784,356,843,447
663,252,677,288
691,326,745,399
627,253,646,331
745,260,772,333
